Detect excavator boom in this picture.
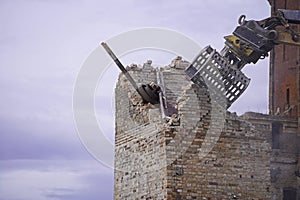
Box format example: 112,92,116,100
185,9,300,108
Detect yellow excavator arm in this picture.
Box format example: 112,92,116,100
185,9,300,108
223,9,300,69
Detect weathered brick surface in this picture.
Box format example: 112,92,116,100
114,62,167,200
268,0,300,120
266,1,300,199
243,112,300,200
113,59,300,199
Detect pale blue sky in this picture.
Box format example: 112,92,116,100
0,0,270,199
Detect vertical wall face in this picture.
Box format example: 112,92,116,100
114,62,168,200
166,108,272,199
267,2,300,198
268,0,300,118
244,113,299,200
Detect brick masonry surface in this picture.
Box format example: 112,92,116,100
268,0,300,121
114,58,299,199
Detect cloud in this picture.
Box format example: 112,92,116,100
0,159,113,200
0,114,92,160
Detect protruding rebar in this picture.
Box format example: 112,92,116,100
101,42,139,90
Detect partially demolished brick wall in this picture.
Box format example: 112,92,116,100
114,58,299,199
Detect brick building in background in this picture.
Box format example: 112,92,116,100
267,0,300,198
114,1,300,199
268,0,300,120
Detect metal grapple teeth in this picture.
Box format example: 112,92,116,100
185,46,250,108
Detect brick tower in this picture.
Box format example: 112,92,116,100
268,0,300,121
114,59,273,199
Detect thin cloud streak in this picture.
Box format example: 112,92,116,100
0,159,113,200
